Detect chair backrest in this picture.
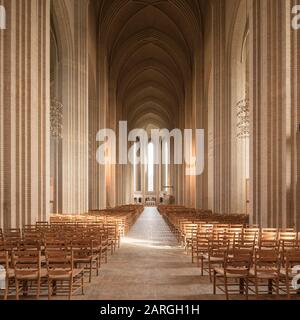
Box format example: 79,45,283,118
0,251,9,271
12,250,41,277
4,229,21,242
262,228,278,233
196,232,212,250
258,239,280,250
20,239,41,251
45,240,66,252
208,240,229,258
46,250,73,272
281,239,300,252
243,228,259,241
224,249,252,275
224,231,242,247
279,232,297,241
233,239,255,253
254,249,281,274
284,250,300,271
71,240,93,257
260,231,278,241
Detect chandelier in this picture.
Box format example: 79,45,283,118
50,98,63,139
236,98,250,139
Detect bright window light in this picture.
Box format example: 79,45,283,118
148,142,154,192
164,141,169,187
133,142,137,192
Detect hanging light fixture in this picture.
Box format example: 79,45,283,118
236,98,250,139
50,98,63,139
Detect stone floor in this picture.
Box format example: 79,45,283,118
76,207,217,300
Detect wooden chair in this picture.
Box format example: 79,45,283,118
0,251,9,300
258,239,280,251
44,240,66,252
46,250,84,300
279,232,297,241
250,249,281,299
3,229,21,252
243,228,259,243
192,232,211,272
4,228,21,242
71,239,99,282
202,240,229,282
213,249,252,300
280,249,300,299
233,239,255,254
99,232,109,264
12,250,42,300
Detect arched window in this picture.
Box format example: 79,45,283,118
133,141,142,192
163,140,169,188
147,142,154,192
133,142,137,192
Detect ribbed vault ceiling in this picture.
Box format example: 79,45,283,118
96,0,205,130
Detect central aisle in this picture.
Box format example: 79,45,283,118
81,207,213,300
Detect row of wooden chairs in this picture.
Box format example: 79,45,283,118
160,205,300,300
0,205,144,300
0,249,85,300
212,246,300,300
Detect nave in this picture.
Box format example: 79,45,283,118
1,206,300,300
77,207,212,300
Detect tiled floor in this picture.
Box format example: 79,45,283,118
78,207,215,300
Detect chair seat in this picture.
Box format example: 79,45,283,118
15,272,40,280
74,255,97,263
48,268,84,280
203,254,223,262
214,267,248,278
250,269,279,279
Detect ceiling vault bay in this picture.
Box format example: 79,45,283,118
90,0,205,208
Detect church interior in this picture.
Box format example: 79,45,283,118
0,0,300,300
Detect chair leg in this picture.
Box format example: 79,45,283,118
224,277,229,300
255,277,259,300
275,278,280,299
68,279,73,300
36,279,40,300
286,277,291,300
15,279,20,300
98,252,102,269
268,279,273,295
208,262,212,283
245,278,249,300
89,261,92,283
201,256,204,276
4,278,8,300
213,270,216,295
81,275,84,295
48,280,52,300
